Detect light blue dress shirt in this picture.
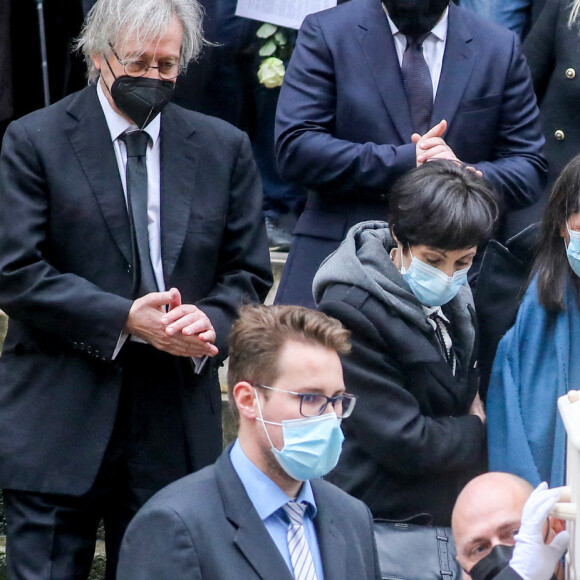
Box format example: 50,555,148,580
230,439,325,579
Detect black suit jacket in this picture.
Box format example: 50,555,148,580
117,446,381,580
524,0,580,187
0,85,272,495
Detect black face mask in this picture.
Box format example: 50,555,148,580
110,76,174,129
382,0,450,37
103,59,174,129
468,545,513,580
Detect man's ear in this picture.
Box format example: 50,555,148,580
91,54,102,72
233,381,259,421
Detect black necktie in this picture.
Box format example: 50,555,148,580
401,35,433,135
120,130,158,297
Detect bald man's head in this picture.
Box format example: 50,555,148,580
452,473,533,577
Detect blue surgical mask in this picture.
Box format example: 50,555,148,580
255,391,344,481
400,247,469,307
565,222,580,277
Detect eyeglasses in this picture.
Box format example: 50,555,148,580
108,44,183,80
254,384,357,419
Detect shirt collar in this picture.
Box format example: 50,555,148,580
96,80,161,146
422,304,450,323
384,5,449,42
229,439,317,521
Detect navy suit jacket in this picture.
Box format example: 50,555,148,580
0,85,272,495
117,446,381,580
274,0,546,307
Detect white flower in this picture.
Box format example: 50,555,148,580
257,23,278,39
258,57,286,88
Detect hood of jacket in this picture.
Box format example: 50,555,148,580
313,221,474,333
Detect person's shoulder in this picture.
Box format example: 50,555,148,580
302,0,370,28
451,3,518,45
138,463,220,518
164,102,247,141
312,477,372,517
11,86,94,129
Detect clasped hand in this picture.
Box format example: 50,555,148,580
124,287,218,358
412,120,483,177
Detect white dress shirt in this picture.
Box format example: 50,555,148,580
383,6,449,98
96,82,205,371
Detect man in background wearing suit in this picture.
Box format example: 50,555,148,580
0,0,272,578
118,304,380,580
274,0,546,308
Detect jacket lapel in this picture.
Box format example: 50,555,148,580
431,4,475,130
158,104,199,282
215,450,295,580
312,481,348,580
65,86,132,264
357,0,414,142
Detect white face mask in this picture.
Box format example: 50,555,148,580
565,222,580,277
400,247,470,306
254,389,344,481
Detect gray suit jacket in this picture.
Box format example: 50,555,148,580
117,446,381,580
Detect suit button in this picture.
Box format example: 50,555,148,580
126,264,132,274
555,130,565,141
566,67,576,79
87,346,93,354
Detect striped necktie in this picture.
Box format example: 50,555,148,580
282,501,318,580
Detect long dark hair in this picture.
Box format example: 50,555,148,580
533,154,580,311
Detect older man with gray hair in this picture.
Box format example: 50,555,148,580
0,0,272,578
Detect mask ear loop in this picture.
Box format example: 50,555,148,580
100,57,119,95
253,388,280,450
400,244,413,274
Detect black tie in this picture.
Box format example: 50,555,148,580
401,35,433,135
120,130,158,297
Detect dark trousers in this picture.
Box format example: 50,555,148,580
4,343,192,580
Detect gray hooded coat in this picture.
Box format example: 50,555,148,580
314,221,485,526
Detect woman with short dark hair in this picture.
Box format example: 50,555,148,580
313,159,499,526
487,153,580,488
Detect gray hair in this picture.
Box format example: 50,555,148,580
76,0,206,83
570,0,580,27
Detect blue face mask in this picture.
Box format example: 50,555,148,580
255,391,344,481
565,222,580,277
400,247,470,307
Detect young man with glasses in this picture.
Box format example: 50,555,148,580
0,0,271,577
118,305,380,580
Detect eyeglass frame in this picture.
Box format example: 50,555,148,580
253,384,357,419
107,43,183,80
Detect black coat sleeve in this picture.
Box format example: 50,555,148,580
320,297,486,476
